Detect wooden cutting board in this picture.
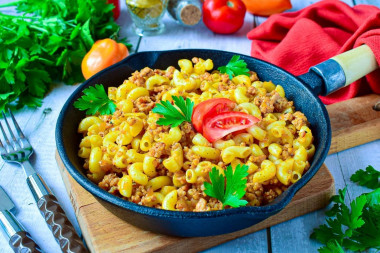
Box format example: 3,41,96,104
56,94,379,253
327,94,380,154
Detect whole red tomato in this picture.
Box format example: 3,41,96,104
203,0,246,34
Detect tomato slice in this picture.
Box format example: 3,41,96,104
203,112,259,142
191,98,236,133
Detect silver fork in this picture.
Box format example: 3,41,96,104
0,109,87,253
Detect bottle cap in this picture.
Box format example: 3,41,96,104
177,2,202,26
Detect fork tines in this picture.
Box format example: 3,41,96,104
0,109,28,151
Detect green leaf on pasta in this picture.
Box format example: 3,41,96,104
74,84,116,115
204,164,248,208
218,55,250,79
152,96,194,127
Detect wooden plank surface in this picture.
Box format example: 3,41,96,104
327,94,380,154
355,0,380,5
0,0,379,252
137,14,253,55
0,85,80,253
56,152,334,253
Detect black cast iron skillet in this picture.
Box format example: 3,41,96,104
56,45,378,237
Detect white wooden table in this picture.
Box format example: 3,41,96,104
0,0,379,252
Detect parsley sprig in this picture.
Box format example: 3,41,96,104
74,84,116,115
218,55,250,79
350,165,380,189
311,165,380,252
152,96,194,127
204,164,249,208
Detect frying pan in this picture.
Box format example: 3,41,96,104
56,45,378,237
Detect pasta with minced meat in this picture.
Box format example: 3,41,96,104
77,57,314,212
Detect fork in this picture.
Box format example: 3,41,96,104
0,109,87,253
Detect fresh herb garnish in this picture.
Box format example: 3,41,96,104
350,165,380,189
0,0,131,112
152,96,194,127
74,84,116,115
218,55,250,79
311,166,380,252
204,164,249,208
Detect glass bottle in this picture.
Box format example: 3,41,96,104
126,0,169,36
167,0,202,26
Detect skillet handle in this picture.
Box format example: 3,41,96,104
300,44,378,96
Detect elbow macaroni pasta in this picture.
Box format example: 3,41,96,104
77,57,315,211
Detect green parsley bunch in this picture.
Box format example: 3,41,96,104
0,0,130,111
311,166,380,252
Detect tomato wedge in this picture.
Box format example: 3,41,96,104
191,98,236,133
203,112,259,142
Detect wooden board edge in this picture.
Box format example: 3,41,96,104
329,118,380,155
326,94,380,154
56,151,97,210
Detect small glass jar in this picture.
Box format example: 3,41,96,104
167,0,202,26
126,0,169,36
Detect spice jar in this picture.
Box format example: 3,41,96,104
126,0,169,36
168,0,202,26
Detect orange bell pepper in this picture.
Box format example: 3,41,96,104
242,0,292,16
81,38,129,80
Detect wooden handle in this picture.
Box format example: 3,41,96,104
9,231,42,253
37,195,87,253
332,45,378,86
309,44,379,96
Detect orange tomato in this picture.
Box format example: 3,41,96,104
81,38,129,80
242,0,292,16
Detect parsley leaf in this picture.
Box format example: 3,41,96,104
218,55,250,79
311,166,380,252
350,165,380,189
318,239,345,253
204,164,249,208
152,96,194,127
74,84,116,115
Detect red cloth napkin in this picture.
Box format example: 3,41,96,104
247,0,380,104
